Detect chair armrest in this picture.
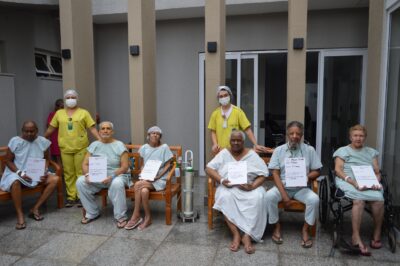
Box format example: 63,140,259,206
164,162,176,191
311,179,318,193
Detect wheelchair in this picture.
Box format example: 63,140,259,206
318,169,397,256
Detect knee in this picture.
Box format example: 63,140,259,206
48,175,59,185
265,191,279,204
141,187,150,196
110,179,125,191
353,199,365,209
11,180,22,189
76,176,86,189
307,194,319,207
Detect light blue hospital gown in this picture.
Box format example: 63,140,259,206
139,143,173,191
0,136,50,192
333,146,383,201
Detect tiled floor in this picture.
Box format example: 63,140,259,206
0,176,398,265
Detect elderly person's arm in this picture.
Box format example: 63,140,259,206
81,152,91,183
89,126,101,141
239,176,266,191
334,157,359,189
372,158,381,182
307,169,320,182
102,151,130,184
4,148,32,183
271,169,291,207
39,149,51,182
206,167,232,187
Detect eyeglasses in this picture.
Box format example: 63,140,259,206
68,118,73,130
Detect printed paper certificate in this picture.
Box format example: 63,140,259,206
89,157,107,182
140,160,162,181
26,158,46,182
227,161,247,185
285,157,307,187
351,165,380,188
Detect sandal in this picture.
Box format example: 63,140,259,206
117,219,128,229
15,222,26,230
353,243,371,256
370,239,382,249
272,234,283,245
124,217,143,230
301,238,313,248
81,214,100,224
28,211,44,221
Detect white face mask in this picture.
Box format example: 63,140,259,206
219,96,230,106
65,98,77,108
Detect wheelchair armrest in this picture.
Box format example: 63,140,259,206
335,188,346,199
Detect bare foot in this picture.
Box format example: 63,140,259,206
241,234,255,254
138,218,152,230
229,234,241,252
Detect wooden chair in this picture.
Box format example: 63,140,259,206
207,155,318,237
0,146,64,208
97,144,182,225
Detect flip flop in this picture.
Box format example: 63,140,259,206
15,222,26,230
353,244,371,256
81,214,100,224
370,239,382,249
28,211,44,221
301,238,313,248
124,217,143,230
116,219,128,229
272,235,283,245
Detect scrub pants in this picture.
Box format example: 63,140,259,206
265,186,319,226
61,148,86,201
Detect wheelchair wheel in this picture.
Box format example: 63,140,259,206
319,176,329,224
388,226,397,253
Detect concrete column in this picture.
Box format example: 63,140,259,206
59,0,96,116
205,0,225,163
127,0,156,143
365,0,385,147
286,0,308,124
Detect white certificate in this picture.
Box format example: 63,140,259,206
140,160,162,181
285,157,307,187
351,165,380,188
25,158,46,182
89,157,107,182
227,161,247,185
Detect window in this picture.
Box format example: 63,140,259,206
35,50,62,77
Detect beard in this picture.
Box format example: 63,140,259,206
288,141,299,150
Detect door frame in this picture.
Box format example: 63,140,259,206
315,49,368,156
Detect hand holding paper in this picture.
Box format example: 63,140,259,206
284,157,307,187
227,161,247,185
25,158,46,182
351,165,380,189
140,160,162,181
89,157,107,183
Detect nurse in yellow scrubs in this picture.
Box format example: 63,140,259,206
45,89,100,207
208,85,273,155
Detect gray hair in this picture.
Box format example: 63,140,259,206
286,121,304,135
64,89,78,98
216,85,233,100
230,129,246,141
99,121,114,130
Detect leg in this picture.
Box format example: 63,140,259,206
76,176,102,219
125,181,146,229
370,200,384,248
10,180,25,228
31,174,60,217
72,148,87,202
351,199,370,255
108,177,128,221
224,216,241,252
61,152,76,202
265,187,283,243
293,188,319,245
138,183,155,230
241,234,255,254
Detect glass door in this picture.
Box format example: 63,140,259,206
316,50,367,173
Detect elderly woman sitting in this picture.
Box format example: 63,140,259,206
334,124,384,256
125,126,174,230
206,129,269,254
76,121,131,227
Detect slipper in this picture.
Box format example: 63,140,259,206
124,217,143,230
81,214,100,225
28,211,44,221
301,238,313,248
353,244,371,256
272,235,283,245
117,219,128,229
370,239,382,249
15,222,26,230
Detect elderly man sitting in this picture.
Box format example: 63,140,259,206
265,121,321,248
206,129,269,254
0,121,60,229
76,121,131,228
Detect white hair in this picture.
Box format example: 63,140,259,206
99,121,114,130
230,129,246,141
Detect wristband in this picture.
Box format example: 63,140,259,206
16,170,22,176
84,173,89,177
344,176,350,182
21,171,26,177
220,178,225,184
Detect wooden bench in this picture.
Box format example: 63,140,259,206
0,146,64,208
96,144,182,225
207,155,317,237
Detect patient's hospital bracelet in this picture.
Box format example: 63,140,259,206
84,173,89,177
16,170,22,176
220,178,225,184
344,176,350,182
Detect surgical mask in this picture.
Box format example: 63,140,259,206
219,96,230,106
65,99,77,108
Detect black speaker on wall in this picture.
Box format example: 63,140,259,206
293,38,304,50
207,42,217,53
130,45,140,56
61,49,71,59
